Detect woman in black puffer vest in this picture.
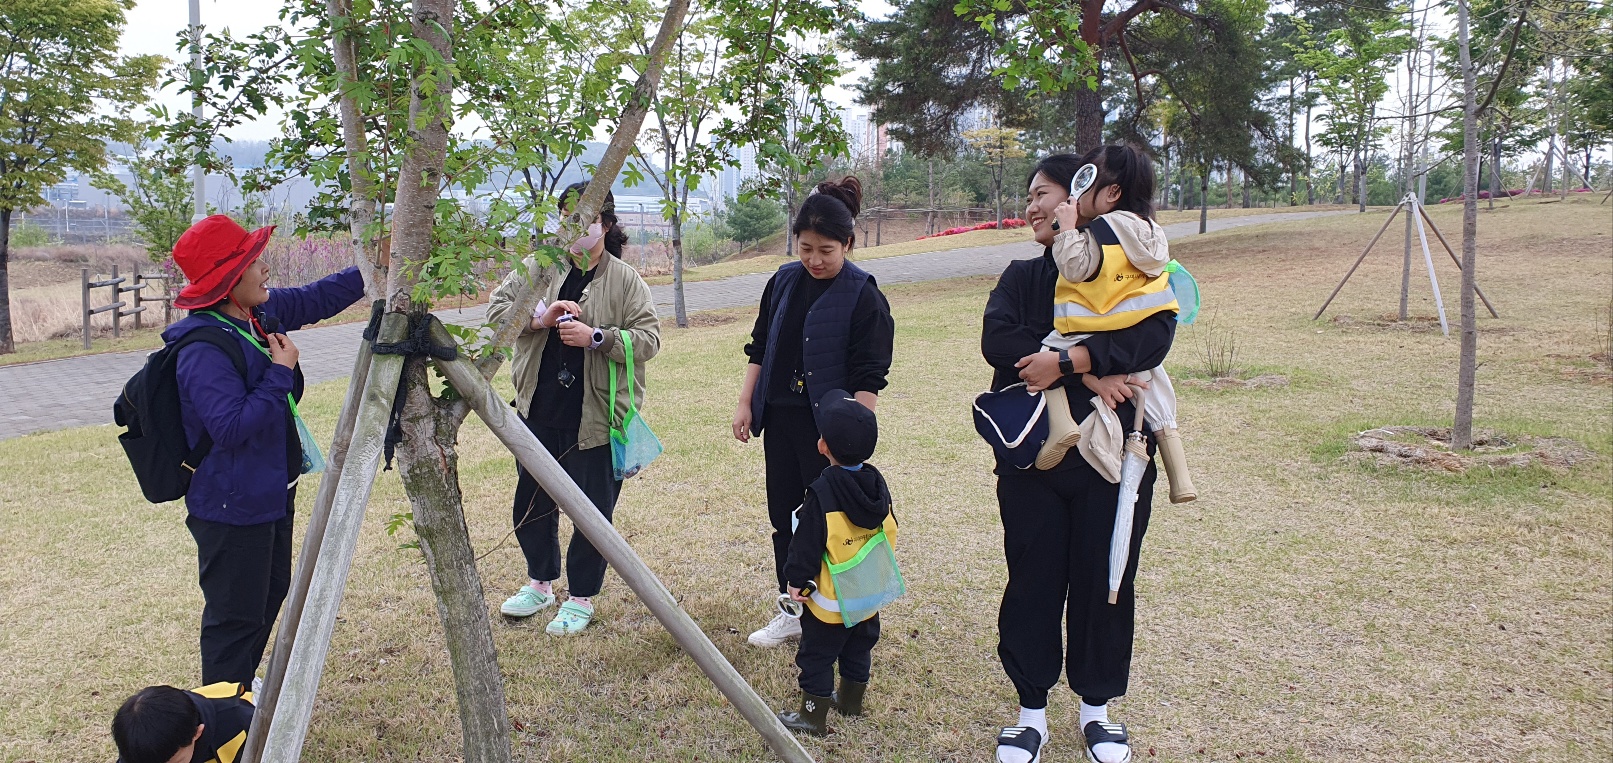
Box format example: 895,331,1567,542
730,177,895,649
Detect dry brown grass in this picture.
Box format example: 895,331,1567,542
0,196,1607,762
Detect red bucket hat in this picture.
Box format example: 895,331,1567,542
172,215,276,310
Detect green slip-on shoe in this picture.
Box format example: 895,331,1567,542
545,600,595,635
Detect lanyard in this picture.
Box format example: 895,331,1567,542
203,311,303,419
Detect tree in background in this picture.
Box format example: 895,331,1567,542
961,126,1027,225
719,193,785,252
92,136,193,262
0,0,161,354
1293,12,1413,212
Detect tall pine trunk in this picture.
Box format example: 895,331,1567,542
1199,172,1209,234
1453,0,1480,450
0,208,12,354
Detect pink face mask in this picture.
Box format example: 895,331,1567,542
569,223,604,255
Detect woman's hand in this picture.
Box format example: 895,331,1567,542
1015,351,1065,393
268,333,299,368
537,300,582,329
557,318,595,348
1082,373,1149,410
732,404,753,443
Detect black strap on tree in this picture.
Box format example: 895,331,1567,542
365,304,458,470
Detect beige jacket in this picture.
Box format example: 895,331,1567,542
1050,210,1170,282
486,254,661,451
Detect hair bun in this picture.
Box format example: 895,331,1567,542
815,176,863,219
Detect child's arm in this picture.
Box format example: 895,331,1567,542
1049,227,1102,283
783,492,827,592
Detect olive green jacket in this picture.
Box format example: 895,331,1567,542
486,254,661,451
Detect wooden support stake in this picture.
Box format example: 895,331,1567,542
1314,202,1405,320
261,313,409,763
1415,203,1500,318
429,319,816,763
240,303,383,763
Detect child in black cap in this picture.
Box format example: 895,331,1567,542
776,389,899,736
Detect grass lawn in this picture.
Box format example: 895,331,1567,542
0,197,1608,762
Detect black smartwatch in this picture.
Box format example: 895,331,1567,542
1057,348,1075,376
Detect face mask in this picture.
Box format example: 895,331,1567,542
569,223,604,255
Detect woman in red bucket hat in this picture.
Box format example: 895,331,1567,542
160,214,373,687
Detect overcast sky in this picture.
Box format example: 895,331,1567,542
121,0,898,142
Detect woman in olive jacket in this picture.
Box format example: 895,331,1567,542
485,183,660,636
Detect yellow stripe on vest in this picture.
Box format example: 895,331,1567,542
1054,243,1178,334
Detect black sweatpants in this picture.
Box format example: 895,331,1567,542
796,609,880,697
996,458,1156,709
512,421,621,599
762,405,829,593
186,489,295,686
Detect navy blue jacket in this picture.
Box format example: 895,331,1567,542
162,268,366,526
746,260,893,436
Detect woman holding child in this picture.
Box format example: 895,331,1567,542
486,182,661,636
731,177,896,649
983,146,1176,763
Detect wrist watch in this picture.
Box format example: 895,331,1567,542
1057,348,1075,376
589,327,605,350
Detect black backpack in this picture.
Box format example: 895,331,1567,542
114,328,249,503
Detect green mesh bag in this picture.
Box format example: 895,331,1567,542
826,528,905,627
608,331,663,480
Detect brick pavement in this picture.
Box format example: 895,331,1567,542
0,209,1349,440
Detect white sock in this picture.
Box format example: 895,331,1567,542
997,706,1047,763
1080,701,1129,763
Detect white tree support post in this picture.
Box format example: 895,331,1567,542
261,313,410,763
1410,197,1450,335
239,304,382,763
428,319,816,763
1413,203,1500,318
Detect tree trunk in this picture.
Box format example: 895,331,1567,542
1241,170,1251,208
384,2,514,760
1288,77,1299,206
0,208,12,354
1453,0,1480,451
1355,147,1367,212
1073,85,1103,154
1177,164,1187,212
1305,74,1316,206
1543,58,1557,193
1487,126,1501,209
1199,172,1209,234
926,159,936,236
671,210,688,328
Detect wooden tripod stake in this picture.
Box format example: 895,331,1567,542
1314,194,1500,328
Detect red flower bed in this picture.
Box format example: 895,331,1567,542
916,218,1027,240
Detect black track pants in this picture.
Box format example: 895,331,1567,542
796,609,880,697
995,459,1156,709
512,421,621,599
187,490,295,686
762,405,828,593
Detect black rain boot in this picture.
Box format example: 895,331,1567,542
777,692,832,736
832,679,868,716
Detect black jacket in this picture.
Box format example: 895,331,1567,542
785,464,894,589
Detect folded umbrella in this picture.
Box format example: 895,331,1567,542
1108,387,1150,604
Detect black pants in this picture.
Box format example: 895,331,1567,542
512,420,621,599
186,490,295,686
796,609,880,696
763,404,828,593
996,458,1156,709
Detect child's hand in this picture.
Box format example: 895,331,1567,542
787,586,809,603
1083,373,1149,410
1053,199,1081,232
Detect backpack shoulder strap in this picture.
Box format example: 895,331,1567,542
167,327,251,469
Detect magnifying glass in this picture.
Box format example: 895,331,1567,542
777,580,817,619
1052,163,1099,232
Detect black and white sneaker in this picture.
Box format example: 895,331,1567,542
1082,720,1132,763
996,725,1047,763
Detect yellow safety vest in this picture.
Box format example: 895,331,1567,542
191,682,254,763
805,511,900,625
1053,217,1179,334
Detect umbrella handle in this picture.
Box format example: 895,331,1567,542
1128,383,1147,432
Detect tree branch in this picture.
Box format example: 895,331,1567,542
1477,0,1531,117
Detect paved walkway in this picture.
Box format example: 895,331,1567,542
0,209,1349,440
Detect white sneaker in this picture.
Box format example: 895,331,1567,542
748,610,803,647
